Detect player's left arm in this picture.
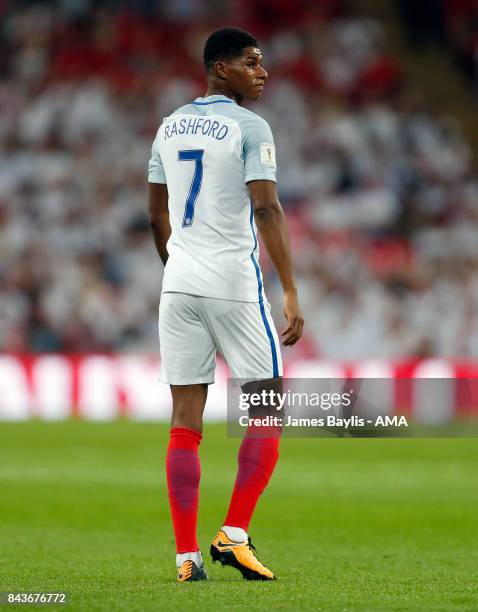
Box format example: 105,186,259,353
248,179,304,346
148,182,171,265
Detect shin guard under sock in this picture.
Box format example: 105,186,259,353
166,427,202,554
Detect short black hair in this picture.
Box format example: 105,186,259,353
203,27,258,72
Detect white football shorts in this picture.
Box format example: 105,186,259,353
158,292,283,385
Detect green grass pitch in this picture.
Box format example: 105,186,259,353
0,421,477,611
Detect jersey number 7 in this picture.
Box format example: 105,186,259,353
178,149,204,228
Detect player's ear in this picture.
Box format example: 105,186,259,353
214,60,228,80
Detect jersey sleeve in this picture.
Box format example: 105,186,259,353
242,116,277,184
148,138,167,184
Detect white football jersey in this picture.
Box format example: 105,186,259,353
148,94,277,302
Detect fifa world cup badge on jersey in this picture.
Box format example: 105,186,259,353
260,142,276,166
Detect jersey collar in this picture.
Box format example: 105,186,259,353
192,95,235,105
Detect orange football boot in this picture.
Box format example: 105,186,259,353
177,560,208,582
210,530,276,580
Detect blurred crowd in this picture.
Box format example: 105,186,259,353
442,0,478,93
1,0,478,358
398,0,478,95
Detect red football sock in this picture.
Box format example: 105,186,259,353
224,426,280,531
166,427,202,554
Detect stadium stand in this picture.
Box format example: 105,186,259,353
1,0,477,358
397,0,478,94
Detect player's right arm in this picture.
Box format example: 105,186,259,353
148,183,170,265
148,135,170,265
249,179,304,346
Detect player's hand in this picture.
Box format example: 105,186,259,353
281,290,304,346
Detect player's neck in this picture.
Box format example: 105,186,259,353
204,85,242,106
